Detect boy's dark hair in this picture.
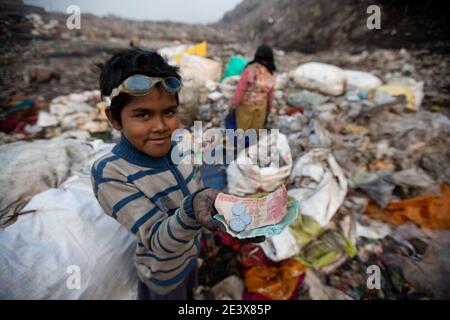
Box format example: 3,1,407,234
99,49,181,125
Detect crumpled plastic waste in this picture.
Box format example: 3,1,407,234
351,170,396,208
226,132,293,196
289,214,322,247
365,183,450,229
382,242,450,299
242,273,305,300
210,275,244,300
344,70,382,91
288,148,348,226
243,259,306,300
258,228,301,262
355,218,392,240
158,41,208,65
380,76,424,110
286,90,328,109
293,229,357,270
304,270,353,300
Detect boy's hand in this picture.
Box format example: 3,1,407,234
192,188,266,243
193,188,224,232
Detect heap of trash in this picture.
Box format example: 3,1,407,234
1,42,449,300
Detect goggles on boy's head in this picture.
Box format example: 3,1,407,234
108,74,182,104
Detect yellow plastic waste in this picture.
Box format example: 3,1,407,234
375,85,416,110
95,102,108,121
174,41,208,64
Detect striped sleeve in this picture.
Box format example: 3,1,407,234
92,168,203,257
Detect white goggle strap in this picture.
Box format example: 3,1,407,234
109,83,125,102
104,96,112,107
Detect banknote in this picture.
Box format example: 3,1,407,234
214,197,299,239
214,184,289,232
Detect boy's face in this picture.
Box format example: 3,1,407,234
107,88,180,158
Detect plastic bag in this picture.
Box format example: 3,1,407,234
290,62,347,96
180,55,222,85
286,90,328,109
222,56,248,81
0,138,112,227
293,230,357,270
288,148,348,226
226,133,293,196
244,259,306,300
344,70,382,90
0,175,137,299
289,214,322,246
258,228,301,262
365,183,450,229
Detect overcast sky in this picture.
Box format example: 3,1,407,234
24,0,242,24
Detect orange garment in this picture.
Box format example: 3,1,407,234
244,259,306,300
365,183,450,229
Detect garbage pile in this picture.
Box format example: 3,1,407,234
26,13,64,38
1,43,449,300
190,59,450,300
0,90,112,144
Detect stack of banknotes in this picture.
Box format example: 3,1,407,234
214,185,299,239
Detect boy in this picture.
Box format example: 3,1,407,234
91,49,222,300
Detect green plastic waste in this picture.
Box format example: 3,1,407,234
293,229,358,269
221,56,248,82
289,214,322,246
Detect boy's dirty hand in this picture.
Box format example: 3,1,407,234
193,188,224,232
193,189,266,243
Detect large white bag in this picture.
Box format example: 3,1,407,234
291,62,347,96
344,70,382,91
288,148,347,226
180,55,222,85
0,175,137,299
0,138,111,228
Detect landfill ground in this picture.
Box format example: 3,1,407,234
1,9,449,300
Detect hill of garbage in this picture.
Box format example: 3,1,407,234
218,0,450,52
1,5,450,300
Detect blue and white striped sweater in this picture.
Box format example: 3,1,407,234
91,135,205,294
